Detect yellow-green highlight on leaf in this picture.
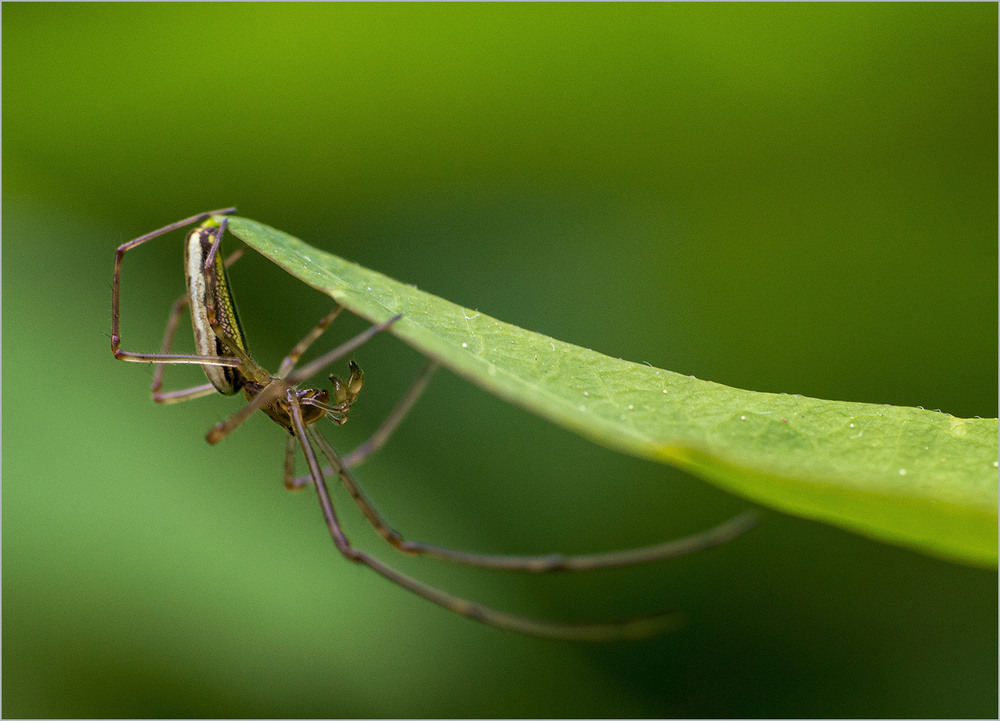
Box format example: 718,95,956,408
224,216,999,569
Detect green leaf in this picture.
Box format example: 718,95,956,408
225,216,999,569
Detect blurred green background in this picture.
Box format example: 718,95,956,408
4,4,996,718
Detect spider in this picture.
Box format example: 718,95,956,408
111,208,756,641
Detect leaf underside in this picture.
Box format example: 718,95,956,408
225,216,999,569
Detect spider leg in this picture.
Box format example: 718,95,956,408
275,307,345,379
205,381,285,445
285,314,402,384
283,435,298,489
287,392,682,641
305,422,757,572
112,207,240,368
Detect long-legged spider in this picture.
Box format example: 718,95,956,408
111,209,757,641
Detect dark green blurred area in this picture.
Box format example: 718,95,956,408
3,4,996,718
